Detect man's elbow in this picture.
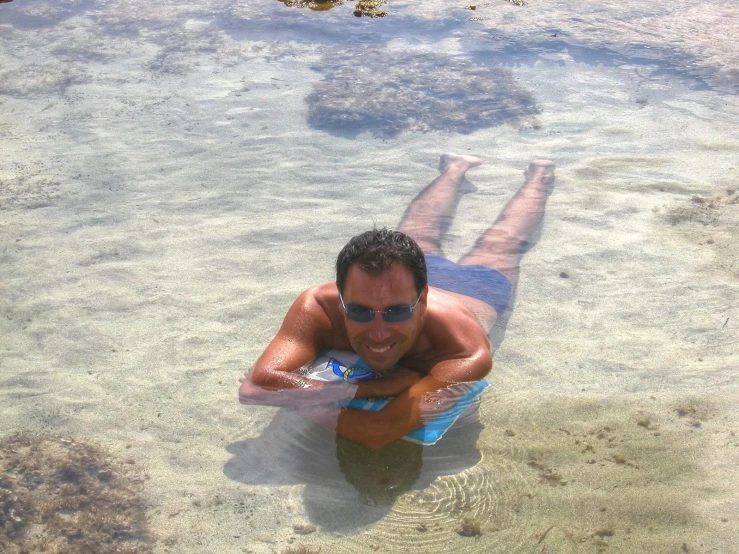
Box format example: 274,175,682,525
238,373,276,405
238,379,262,404
337,412,409,449
484,355,493,377
344,427,399,449
474,349,493,378
247,366,271,387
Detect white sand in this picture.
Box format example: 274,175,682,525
1,0,738,552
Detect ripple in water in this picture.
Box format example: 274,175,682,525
275,402,534,553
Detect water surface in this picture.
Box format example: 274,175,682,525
1,0,738,552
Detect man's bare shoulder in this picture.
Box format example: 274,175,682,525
426,287,490,335
427,286,498,334
405,288,491,371
302,282,340,314
294,282,350,349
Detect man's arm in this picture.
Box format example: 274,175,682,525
239,367,423,408
330,348,493,448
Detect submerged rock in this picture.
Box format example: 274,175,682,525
0,433,153,554
275,0,386,16
353,0,387,17
306,47,540,138
277,0,343,11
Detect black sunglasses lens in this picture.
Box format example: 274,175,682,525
346,306,374,323
344,301,416,323
382,306,413,322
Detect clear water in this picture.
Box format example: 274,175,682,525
1,0,738,552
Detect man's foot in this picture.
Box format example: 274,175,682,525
524,160,556,192
439,153,482,194
439,153,483,173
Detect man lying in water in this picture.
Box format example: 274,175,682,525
239,154,556,448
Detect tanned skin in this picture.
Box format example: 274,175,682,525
239,263,492,449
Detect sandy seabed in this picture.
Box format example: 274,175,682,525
1,0,738,552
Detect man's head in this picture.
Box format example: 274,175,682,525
336,228,427,296
335,229,428,372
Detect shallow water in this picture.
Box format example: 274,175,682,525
1,0,738,552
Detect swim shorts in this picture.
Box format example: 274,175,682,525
425,255,512,315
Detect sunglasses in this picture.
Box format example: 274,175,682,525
339,292,422,323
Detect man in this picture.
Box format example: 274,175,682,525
239,154,556,448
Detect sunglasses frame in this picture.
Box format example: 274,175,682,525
339,291,422,323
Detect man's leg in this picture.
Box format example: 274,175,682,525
458,160,556,290
397,153,482,256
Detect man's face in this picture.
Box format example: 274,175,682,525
340,263,427,372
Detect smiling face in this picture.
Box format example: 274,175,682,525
340,262,427,372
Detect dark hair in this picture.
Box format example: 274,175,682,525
336,228,427,295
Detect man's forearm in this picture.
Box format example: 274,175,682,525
313,377,480,448
239,367,420,408
335,407,407,449
239,376,356,408
293,404,406,448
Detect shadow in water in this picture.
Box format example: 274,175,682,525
217,2,738,96
224,404,483,531
0,0,97,30
306,46,540,138
467,29,737,93
0,433,153,553
5,0,733,97
216,3,465,46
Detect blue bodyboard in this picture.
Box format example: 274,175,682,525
305,349,488,445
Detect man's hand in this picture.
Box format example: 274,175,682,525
354,368,422,398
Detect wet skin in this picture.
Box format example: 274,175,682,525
239,262,493,448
